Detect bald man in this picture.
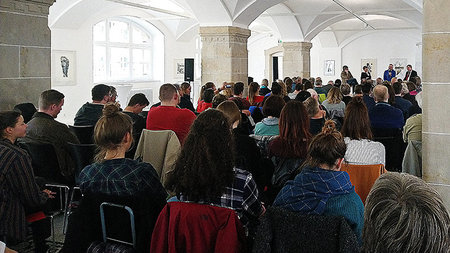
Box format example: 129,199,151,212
368,85,404,129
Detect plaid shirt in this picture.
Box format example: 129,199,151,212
79,158,167,197
179,168,263,226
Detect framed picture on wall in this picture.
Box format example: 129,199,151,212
361,58,377,77
324,60,335,76
390,58,407,76
52,50,76,86
174,59,184,79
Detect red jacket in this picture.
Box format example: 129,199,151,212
197,101,212,113
150,202,246,253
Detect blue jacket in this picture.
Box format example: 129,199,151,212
369,102,404,129
383,69,396,81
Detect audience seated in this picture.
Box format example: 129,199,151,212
369,85,404,129
247,82,264,106
393,82,412,120
22,90,79,182
197,88,214,113
341,97,385,165
313,79,327,97
13,103,36,123
254,95,285,136
321,87,345,128
146,83,196,144
165,109,265,232
197,82,216,106
362,173,450,253
229,82,251,110
74,84,111,126
64,104,167,252
340,84,352,105
273,121,364,243
402,92,422,177
0,111,54,253
211,94,228,108
361,83,375,111
179,82,195,112
304,97,326,136
259,79,271,96
123,93,149,157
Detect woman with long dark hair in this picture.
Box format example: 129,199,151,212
166,109,265,228
273,121,364,243
246,82,264,106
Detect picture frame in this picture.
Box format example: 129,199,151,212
52,50,76,86
361,58,377,77
174,59,184,79
324,60,335,76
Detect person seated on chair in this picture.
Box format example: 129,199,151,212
321,87,345,122
341,97,385,165
179,82,195,112
303,97,326,136
362,173,450,253
392,82,412,120
165,109,265,232
146,84,196,144
197,88,214,113
22,90,80,183
229,82,251,110
0,111,55,253
123,93,149,145
74,84,112,126
273,120,364,244
369,85,404,129
254,95,285,136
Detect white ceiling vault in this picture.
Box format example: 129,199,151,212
49,0,423,46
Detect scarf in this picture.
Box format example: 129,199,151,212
273,166,354,214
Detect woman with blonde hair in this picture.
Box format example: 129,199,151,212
304,97,326,135
321,87,345,124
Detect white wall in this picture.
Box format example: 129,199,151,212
50,7,197,125
248,34,278,83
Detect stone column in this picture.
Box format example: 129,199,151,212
422,0,450,209
282,42,313,78
199,26,251,88
0,0,55,110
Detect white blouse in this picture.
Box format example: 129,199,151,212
344,137,386,165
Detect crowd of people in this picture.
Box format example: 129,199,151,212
0,63,449,253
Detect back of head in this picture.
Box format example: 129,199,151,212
303,97,319,118
373,85,388,102
340,84,351,96
406,81,416,92
326,87,343,104
13,103,36,123
92,84,111,101
233,82,244,96
263,95,285,117
354,85,363,95
304,80,314,90
39,89,64,110
180,82,190,93
295,82,303,91
295,90,311,102
199,82,215,101
362,84,372,94
212,94,227,108
315,79,323,87
203,88,215,103
159,83,177,102
94,103,132,162
341,97,372,140
278,101,311,156
271,82,282,95
305,120,346,168
0,111,21,139
334,79,342,87
166,109,234,201
127,93,149,107
393,82,402,95
216,100,241,126
363,173,450,253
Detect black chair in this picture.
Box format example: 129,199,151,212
69,125,94,144
372,128,406,172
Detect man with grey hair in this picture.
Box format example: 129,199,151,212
23,89,80,183
362,172,450,252
368,85,404,129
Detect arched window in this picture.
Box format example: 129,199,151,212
93,17,153,82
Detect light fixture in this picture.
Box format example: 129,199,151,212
332,0,376,30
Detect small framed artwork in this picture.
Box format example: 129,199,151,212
52,50,76,86
324,60,335,76
174,59,184,79
361,59,377,77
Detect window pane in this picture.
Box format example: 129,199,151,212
132,49,151,78
93,46,106,82
110,47,129,79
93,21,106,41
132,26,151,44
133,63,150,78
109,20,129,43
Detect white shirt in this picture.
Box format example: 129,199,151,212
344,137,386,165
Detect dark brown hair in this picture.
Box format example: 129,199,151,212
278,101,311,157
248,82,260,105
341,97,373,140
305,120,346,168
0,111,21,139
94,103,132,162
263,95,285,117
165,109,235,201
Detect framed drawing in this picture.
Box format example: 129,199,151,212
390,58,407,76
174,59,184,79
52,50,76,86
324,60,335,76
361,59,377,77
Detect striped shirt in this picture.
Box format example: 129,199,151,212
344,137,385,165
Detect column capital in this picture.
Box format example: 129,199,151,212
281,41,312,52
199,26,251,43
0,0,55,16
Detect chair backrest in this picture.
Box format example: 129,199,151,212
134,129,181,184
18,141,66,184
252,207,359,253
69,125,94,144
150,202,246,253
67,143,96,183
341,163,386,204
372,128,406,172
100,202,136,248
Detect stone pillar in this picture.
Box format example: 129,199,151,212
282,42,313,78
0,0,54,110
422,0,450,210
199,26,251,88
